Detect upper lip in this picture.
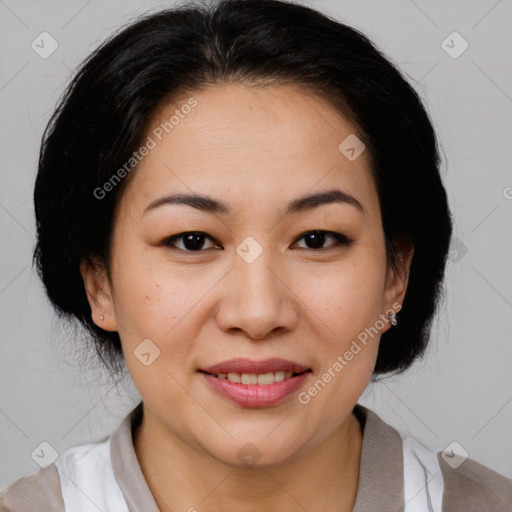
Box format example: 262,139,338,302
200,358,310,375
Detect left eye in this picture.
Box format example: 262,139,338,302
161,230,353,253
292,230,353,250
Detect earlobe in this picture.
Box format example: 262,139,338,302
79,257,117,331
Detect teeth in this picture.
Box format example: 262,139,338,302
216,371,299,385
257,372,274,385
241,374,258,385
274,370,286,382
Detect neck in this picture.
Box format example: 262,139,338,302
133,408,363,512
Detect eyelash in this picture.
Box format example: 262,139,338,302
160,230,354,254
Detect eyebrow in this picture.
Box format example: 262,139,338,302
143,188,365,217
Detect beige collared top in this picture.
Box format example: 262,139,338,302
1,402,511,511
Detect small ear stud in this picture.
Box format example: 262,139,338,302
387,312,398,326
99,314,104,321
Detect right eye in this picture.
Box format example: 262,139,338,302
160,231,221,253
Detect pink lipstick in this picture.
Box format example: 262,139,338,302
198,358,312,407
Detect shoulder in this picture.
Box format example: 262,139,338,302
0,464,64,512
356,404,512,511
401,428,512,511
1,404,142,512
436,447,512,511
0,436,117,512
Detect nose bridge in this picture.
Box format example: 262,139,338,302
216,236,298,338
237,240,280,302
235,236,283,310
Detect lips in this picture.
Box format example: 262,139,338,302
198,358,312,407
200,357,310,375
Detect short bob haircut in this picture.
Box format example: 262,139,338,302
33,0,453,378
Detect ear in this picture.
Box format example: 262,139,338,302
381,235,414,333
80,256,118,332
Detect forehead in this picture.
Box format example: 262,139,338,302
119,83,379,221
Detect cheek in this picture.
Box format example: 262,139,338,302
294,258,385,393
298,258,386,334
111,260,220,377
112,258,201,333
113,266,202,406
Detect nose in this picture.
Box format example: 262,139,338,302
215,249,299,340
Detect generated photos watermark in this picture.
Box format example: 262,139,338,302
298,302,402,405
93,97,198,200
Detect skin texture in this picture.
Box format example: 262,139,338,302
81,83,414,511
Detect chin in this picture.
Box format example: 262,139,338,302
200,431,310,469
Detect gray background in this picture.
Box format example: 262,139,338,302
1,0,511,490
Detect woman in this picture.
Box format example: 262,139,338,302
1,0,510,510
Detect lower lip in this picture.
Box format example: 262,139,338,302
200,371,310,407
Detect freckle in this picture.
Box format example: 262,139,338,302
146,295,150,300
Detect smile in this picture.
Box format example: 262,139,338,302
198,358,312,407
201,370,308,385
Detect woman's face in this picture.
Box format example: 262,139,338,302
83,83,411,466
